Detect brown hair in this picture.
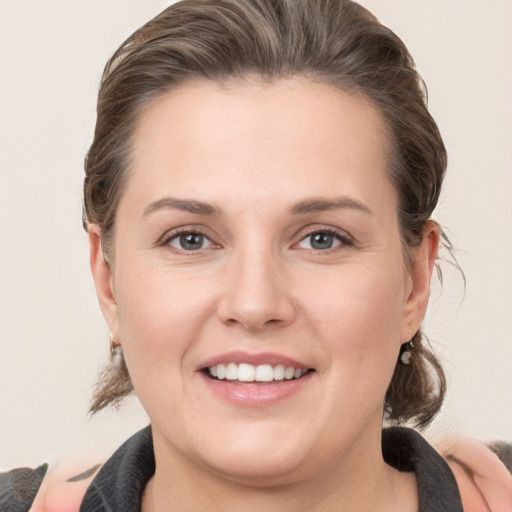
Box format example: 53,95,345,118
85,0,448,428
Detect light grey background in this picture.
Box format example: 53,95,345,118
1,0,511,469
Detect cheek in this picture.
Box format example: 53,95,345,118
114,264,218,377
113,268,223,425
299,260,407,369
304,258,406,325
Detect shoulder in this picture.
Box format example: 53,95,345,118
0,462,101,512
383,427,512,511
0,427,153,512
34,463,101,512
0,464,47,511
437,437,512,512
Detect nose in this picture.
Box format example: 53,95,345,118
216,247,296,332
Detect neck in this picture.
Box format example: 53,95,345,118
142,425,418,512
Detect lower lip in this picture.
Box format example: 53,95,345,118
199,372,313,407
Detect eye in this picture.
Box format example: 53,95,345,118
167,231,214,251
296,229,350,251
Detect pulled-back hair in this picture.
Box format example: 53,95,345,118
84,0,448,429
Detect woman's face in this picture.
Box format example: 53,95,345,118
91,78,436,482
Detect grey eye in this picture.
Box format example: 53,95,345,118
297,231,342,250
169,232,210,251
310,232,335,249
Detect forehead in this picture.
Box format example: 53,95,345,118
125,78,396,214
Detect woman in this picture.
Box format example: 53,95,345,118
1,0,510,510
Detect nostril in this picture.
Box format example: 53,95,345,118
223,316,286,331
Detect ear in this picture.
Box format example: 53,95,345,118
88,224,119,338
401,220,440,343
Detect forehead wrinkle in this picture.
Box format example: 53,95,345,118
289,196,374,216
142,197,223,218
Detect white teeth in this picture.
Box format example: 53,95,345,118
284,366,295,380
217,364,226,380
255,364,273,382
226,363,238,380
207,363,308,382
238,363,255,382
273,364,285,381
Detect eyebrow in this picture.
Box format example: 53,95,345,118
288,197,373,216
142,197,222,218
141,195,373,219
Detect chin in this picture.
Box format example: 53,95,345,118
203,446,308,484
190,424,312,484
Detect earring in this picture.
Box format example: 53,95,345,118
400,339,415,365
109,332,115,355
109,332,122,366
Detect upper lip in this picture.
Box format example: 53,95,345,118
197,351,311,371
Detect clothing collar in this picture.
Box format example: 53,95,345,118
80,425,462,511
383,427,463,511
80,426,154,512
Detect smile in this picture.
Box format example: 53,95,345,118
198,352,315,404
207,363,309,382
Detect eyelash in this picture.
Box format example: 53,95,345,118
158,226,354,253
296,227,354,252
158,227,217,252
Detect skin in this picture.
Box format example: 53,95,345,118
27,441,512,511
89,78,439,511
440,438,512,512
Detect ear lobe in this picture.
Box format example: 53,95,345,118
88,224,118,334
401,221,440,343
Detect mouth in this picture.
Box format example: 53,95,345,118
203,363,312,384
198,353,315,405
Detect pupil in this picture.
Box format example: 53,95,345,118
181,233,203,250
311,232,333,249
